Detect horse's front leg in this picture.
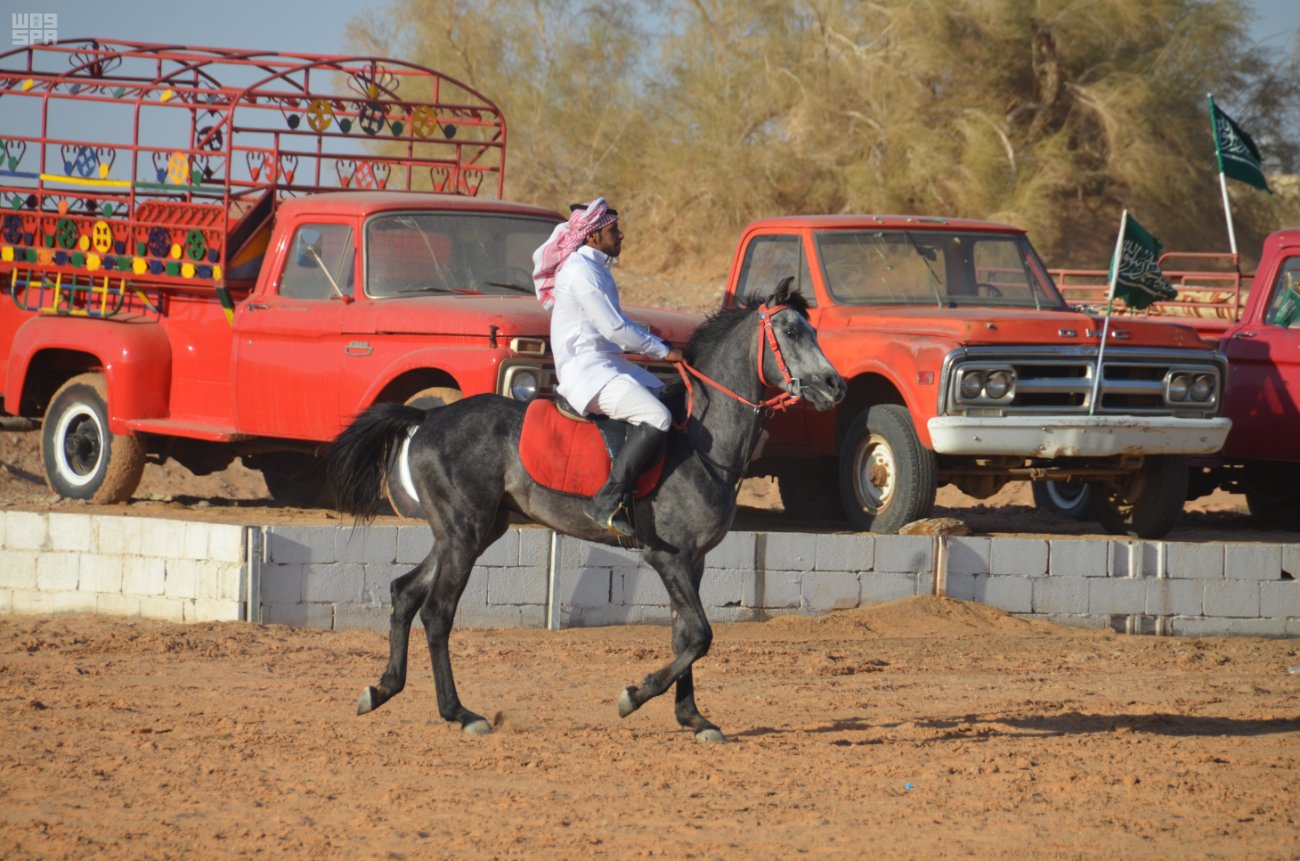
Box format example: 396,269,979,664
357,556,436,715
618,553,721,742
419,543,492,735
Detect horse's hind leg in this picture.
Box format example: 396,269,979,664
357,555,438,715
418,540,493,734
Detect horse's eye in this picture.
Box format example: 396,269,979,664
784,326,799,338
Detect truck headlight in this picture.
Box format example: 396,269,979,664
510,370,539,401
1189,374,1215,402
1167,373,1190,402
984,369,1015,399
960,371,985,399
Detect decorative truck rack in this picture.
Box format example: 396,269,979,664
0,38,506,317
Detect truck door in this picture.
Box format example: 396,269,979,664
234,221,358,440
1221,255,1300,460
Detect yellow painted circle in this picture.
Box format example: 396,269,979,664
169,242,183,260
167,152,190,185
306,99,335,132
1,246,13,262
213,264,223,280
78,235,90,251
133,257,147,275
181,262,195,278
87,253,101,271
91,221,113,253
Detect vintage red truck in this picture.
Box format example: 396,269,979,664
1047,230,1300,525
724,214,1233,538
0,40,695,506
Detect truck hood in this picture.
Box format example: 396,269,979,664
816,305,1211,350
353,295,702,344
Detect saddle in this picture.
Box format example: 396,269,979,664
519,397,665,498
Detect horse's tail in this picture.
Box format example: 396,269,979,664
326,403,425,521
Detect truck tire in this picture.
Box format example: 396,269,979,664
1090,455,1188,539
259,453,333,508
1031,480,1094,521
384,386,464,518
838,404,937,534
776,461,846,522
41,373,146,503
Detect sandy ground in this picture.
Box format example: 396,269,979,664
1,599,1298,860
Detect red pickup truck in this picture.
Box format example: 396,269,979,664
723,215,1232,538
0,40,695,505
1047,229,1300,524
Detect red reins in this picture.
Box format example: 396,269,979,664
672,302,802,431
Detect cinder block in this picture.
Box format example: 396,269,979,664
945,537,990,576
182,522,212,561
762,533,817,572
562,539,640,570
5,512,49,551
302,562,365,603
623,568,668,606
1049,539,1109,577
754,570,802,609
185,598,243,622
263,602,333,629
336,525,397,565
333,604,390,631
814,533,873,572
1225,544,1283,581
477,531,520,567
874,535,932,574
0,589,11,614
96,593,141,616
565,604,642,628
944,572,979,602
259,565,304,604
859,572,918,605
123,556,166,596
197,563,245,602
708,532,756,570
455,602,542,629
137,596,186,622
361,562,407,606
1087,578,1146,615
80,555,124,594
978,575,1033,613
208,524,247,564
47,513,91,553
1283,545,1300,579
700,567,750,609
457,567,488,609
486,566,546,606
803,571,862,610
395,525,434,564
93,515,141,556
989,538,1049,577
163,559,200,599
1170,616,1280,637
1165,542,1224,580
14,589,96,614
707,605,762,623
1204,580,1260,618
560,567,612,608
1033,576,1089,614
1260,581,1300,618
1146,578,1203,617
264,528,334,565
518,528,552,568
0,551,39,589
140,519,189,559
1110,541,1160,578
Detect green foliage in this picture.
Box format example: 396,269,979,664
349,0,1300,283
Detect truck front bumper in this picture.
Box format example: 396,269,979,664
927,416,1232,458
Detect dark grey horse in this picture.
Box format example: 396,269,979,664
326,279,845,742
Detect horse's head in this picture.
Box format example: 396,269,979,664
759,277,845,412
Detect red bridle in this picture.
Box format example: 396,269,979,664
672,303,802,431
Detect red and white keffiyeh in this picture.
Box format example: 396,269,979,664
532,197,618,309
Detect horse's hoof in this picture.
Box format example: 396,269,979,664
695,727,726,744
357,686,380,715
617,687,639,718
462,718,492,736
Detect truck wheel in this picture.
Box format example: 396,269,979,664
1090,455,1189,539
259,453,333,508
776,461,845,522
384,386,463,518
1031,480,1094,521
41,373,146,503
838,404,937,534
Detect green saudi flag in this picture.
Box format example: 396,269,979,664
1107,211,1176,310
1209,95,1271,192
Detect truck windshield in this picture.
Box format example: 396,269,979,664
365,213,561,298
814,229,1067,309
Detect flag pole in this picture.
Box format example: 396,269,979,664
1089,209,1127,417
1208,93,1240,266
1218,170,1239,258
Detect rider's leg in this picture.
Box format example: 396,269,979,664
585,377,671,537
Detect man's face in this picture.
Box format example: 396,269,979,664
587,220,623,258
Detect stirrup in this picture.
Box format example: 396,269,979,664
586,498,634,538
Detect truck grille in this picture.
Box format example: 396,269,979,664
938,346,1226,417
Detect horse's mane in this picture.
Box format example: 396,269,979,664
660,288,812,423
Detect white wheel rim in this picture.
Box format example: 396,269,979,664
52,403,106,488
1045,481,1087,509
854,434,895,512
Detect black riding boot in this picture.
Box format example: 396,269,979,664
585,422,666,538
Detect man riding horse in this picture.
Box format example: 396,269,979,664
532,197,683,538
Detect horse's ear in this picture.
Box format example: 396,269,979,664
771,276,794,305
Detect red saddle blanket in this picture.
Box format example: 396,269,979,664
519,399,665,498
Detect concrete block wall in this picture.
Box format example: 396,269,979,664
3,512,1298,637
0,511,249,621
